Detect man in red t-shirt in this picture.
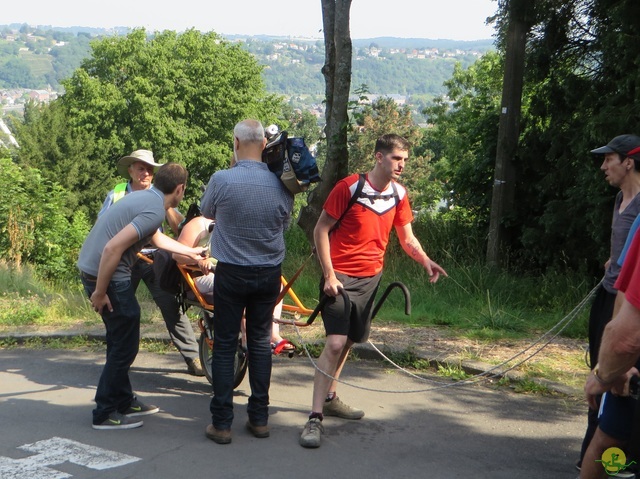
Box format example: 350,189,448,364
299,134,447,448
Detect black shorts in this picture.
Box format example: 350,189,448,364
319,272,382,343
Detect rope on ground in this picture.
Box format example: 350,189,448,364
290,279,600,394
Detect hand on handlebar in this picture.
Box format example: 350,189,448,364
322,276,344,297
197,258,214,275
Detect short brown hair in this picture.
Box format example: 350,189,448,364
374,134,411,155
153,163,188,194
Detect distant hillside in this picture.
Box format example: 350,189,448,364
0,24,494,111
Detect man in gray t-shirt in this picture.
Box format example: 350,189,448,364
98,149,203,377
78,163,205,430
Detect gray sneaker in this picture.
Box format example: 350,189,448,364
299,418,324,448
322,396,364,420
92,412,143,430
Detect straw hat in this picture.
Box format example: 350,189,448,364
117,149,162,179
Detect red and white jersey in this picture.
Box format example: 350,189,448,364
616,227,640,310
323,173,413,277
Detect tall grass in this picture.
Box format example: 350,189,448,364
281,221,593,341
0,218,595,341
0,260,96,329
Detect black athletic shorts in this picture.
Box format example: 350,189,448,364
319,271,382,343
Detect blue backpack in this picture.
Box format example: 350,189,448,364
262,129,321,194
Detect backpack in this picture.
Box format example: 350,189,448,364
262,129,321,194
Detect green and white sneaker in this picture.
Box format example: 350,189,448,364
121,397,160,417
92,412,143,430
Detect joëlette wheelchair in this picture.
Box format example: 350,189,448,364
173,250,409,390
175,260,323,389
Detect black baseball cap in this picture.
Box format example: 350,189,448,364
591,134,640,160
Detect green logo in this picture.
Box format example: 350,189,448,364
597,447,637,476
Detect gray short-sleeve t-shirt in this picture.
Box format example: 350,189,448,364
77,187,166,281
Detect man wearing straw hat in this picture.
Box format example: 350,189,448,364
99,149,204,377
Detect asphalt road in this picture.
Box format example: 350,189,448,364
0,347,585,479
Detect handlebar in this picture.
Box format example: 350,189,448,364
304,288,350,326
370,281,411,320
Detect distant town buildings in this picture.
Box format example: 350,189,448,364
1,88,58,113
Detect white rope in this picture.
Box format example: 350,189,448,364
289,279,600,394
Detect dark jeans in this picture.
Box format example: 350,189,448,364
81,275,140,424
131,259,198,362
209,262,280,429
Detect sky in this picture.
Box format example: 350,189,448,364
3,0,498,41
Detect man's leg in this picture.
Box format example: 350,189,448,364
85,279,140,424
137,260,200,365
209,263,245,432
580,287,616,467
311,335,350,413
244,265,280,428
580,427,624,479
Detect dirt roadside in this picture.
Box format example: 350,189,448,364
0,313,589,398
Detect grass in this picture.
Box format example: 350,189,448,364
282,248,593,342
0,248,593,395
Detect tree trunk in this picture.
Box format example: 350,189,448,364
298,0,352,243
486,0,533,268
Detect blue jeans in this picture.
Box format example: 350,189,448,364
81,274,140,424
209,262,280,429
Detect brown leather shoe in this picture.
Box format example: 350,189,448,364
246,420,270,438
205,424,232,444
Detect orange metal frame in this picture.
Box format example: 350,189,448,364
176,263,313,318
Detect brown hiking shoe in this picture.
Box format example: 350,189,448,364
299,418,324,448
205,424,231,444
246,421,270,438
322,396,364,420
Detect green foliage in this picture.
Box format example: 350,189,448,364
385,348,431,370
15,100,109,218
422,52,503,229
0,57,38,88
436,362,471,380
420,0,640,274
0,291,45,326
0,157,90,280
15,28,283,219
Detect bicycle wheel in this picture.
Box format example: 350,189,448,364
198,317,248,389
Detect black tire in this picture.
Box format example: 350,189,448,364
198,331,248,389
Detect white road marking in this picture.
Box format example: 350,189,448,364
0,437,141,479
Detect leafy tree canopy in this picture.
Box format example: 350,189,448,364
16,28,283,219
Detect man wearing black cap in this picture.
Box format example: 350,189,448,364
577,134,640,474
99,149,204,377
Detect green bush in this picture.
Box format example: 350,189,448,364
0,157,90,281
